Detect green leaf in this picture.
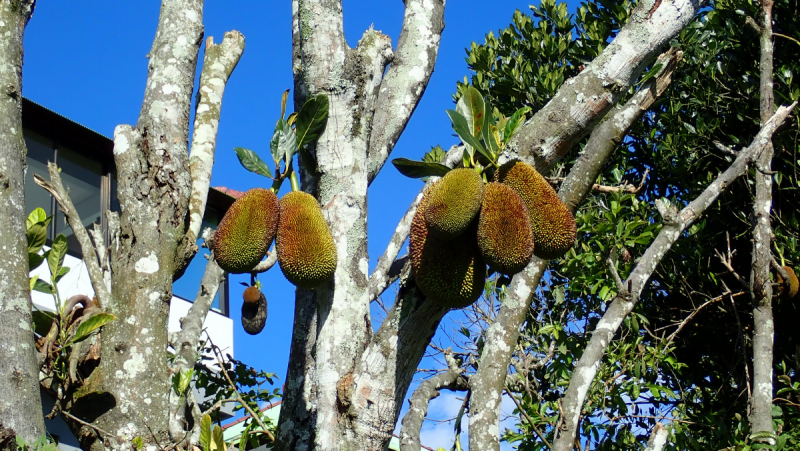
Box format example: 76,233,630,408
423,145,447,163
48,234,68,280
33,279,54,294
212,424,226,451
270,119,296,166
446,110,491,162
504,107,531,144
132,437,145,450
29,252,46,272
295,94,329,150
199,415,212,451
233,147,273,178
27,223,47,256
638,63,663,85
482,98,500,157
31,310,56,337
456,86,486,138
279,88,290,121
55,266,70,283
68,312,117,345
391,158,451,179
27,207,49,229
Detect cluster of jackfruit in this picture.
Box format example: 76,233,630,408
410,162,576,309
214,188,337,287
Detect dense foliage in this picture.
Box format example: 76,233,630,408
455,0,800,448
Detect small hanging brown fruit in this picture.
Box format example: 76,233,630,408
777,266,799,300
241,286,267,335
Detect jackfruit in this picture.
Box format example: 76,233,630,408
495,160,576,260
411,183,486,308
477,183,534,275
277,191,337,288
241,286,267,335
424,168,484,240
777,266,799,300
214,188,279,273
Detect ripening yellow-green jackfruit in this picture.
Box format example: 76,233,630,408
777,266,799,300
424,168,484,240
277,191,337,288
495,160,576,260
411,183,486,308
477,182,534,275
214,188,279,274
241,286,267,335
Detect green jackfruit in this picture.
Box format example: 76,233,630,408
214,188,279,274
241,286,267,335
277,191,337,288
424,168,484,240
495,160,576,260
477,182,534,275
411,183,486,308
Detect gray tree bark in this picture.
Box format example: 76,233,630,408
749,0,777,444
0,0,46,443
276,1,445,450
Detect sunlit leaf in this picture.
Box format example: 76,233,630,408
391,158,451,179
295,94,329,150
69,312,117,345
234,147,273,178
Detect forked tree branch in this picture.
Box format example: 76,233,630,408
34,163,111,308
366,0,446,184
177,31,246,273
551,103,796,451
399,350,468,451
469,48,682,451
168,228,226,441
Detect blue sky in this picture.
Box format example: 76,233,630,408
22,1,580,448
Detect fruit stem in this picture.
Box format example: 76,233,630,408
289,171,300,192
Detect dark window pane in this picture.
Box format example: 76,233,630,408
56,146,102,255
24,131,55,222
172,215,226,315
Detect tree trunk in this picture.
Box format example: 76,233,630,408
67,2,205,449
0,0,46,443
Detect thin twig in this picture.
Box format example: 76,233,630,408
504,387,552,448
62,411,115,441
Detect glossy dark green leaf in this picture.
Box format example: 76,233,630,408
391,158,451,179
31,310,55,336
27,223,47,256
295,94,329,150
446,110,492,162
233,147,273,178
33,278,54,295
456,86,486,138
504,106,531,143
48,234,68,280
270,119,296,166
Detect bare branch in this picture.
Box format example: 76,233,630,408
399,349,468,451
178,31,246,270
169,235,226,441
500,1,701,173
34,163,111,308
749,0,778,442
251,250,278,273
552,103,796,451
366,0,446,184
644,423,669,451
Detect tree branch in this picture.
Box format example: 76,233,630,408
469,48,683,451
551,103,796,451
366,0,446,184
749,0,777,443
500,0,700,174
177,31,246,273
644,423,669,451
168,230,226,442
34,163,111,308
399,349,468,451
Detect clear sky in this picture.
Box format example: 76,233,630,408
21,1,579,448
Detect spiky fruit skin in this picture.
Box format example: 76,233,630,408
277,191,337,288
241,289,267,335
411,183,486,308
477,183,534,275
424,168,484,240
214,188,279,274
777,266,799,300
495,160,576,260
